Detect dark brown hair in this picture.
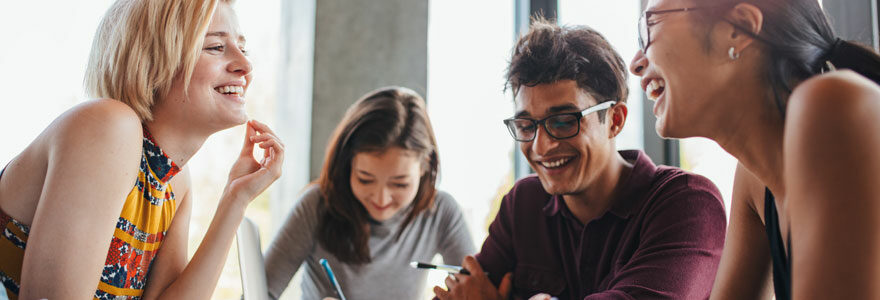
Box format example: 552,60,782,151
506,16,629,122
696,0,880,116
316,86,439,264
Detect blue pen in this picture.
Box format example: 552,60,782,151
319,258,348,300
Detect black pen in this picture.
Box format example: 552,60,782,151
410,261,473,275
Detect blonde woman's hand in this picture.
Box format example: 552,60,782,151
223,120,284,206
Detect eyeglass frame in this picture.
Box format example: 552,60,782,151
638,4,734,52
502,100,619,142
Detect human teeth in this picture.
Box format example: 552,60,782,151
215,85,244,95
541,158,570,168
645,79,665,101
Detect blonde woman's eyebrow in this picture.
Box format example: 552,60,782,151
206,31,246,43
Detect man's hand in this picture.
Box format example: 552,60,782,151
433,256,512,300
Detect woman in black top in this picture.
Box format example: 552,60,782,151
629,0,880,299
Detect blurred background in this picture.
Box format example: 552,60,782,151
0,0,872,299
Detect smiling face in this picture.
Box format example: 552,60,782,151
350,147,424,222
161,2,253,131
630,0,735,138
516,80,617,196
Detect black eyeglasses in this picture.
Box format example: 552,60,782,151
638,5,730,52
503,101,617,142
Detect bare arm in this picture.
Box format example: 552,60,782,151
141,166,192,297
142,120,284,300
710,164,773,300
785,71,880,299
18,100,144,299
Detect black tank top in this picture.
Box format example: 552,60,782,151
764,188,791,300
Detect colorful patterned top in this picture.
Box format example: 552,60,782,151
0,127,180,300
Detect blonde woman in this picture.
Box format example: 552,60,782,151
0,0,284,299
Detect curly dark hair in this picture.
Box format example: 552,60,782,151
506,16,629,122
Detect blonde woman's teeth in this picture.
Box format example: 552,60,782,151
215,85,244,95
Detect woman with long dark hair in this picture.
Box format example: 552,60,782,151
630,0,880,299
264,87,474,299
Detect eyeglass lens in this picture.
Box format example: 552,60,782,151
507,114,580,141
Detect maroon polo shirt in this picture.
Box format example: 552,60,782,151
476,150,726,300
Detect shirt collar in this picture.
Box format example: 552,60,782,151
607,150,656,218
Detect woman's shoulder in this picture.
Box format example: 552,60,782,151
50,99,142,143
63,98,140,123
433,189,455,204
785,71,880,178
25,99,142,162
430,189,464,216
293,184,325,211
790,70,880,113
788,71,880,137
732,162,766,219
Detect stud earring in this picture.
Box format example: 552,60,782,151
728,47,740,60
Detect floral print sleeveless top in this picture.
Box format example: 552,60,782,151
0,127,179,300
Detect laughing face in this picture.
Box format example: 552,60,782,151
630,0,733,138
161,2,253,130
349,147,423,222
516,80,617,196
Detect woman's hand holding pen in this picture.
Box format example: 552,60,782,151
433,256,512,300
222,120,284,207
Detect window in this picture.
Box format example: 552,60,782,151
426,0,515,297
559,0,644,151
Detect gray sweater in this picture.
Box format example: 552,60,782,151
264,186,475,300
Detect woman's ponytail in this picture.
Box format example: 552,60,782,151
824,38,880,85
704,0,880,117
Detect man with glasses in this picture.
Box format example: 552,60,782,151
434,18,726,300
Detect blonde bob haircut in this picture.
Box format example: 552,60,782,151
85,0,233,121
